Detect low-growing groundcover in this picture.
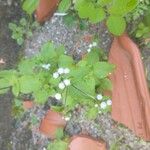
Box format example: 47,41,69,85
0,42,115,118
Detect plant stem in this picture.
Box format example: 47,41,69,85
0,86,10,90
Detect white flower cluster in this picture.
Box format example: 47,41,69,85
99,99,112,109
87,42,97,53
59,79,71,89
53,68,71,100
41,64,51,70
95,94,112,109
53,67,70,79
55,93,62,100
96,94,103,100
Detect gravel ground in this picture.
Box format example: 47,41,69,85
12,15,150,150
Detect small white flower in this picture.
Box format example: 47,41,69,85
100,102,107,109
95,104,98,108
64,68,70,74
58,68,64,74
43,147,46,150
63,79,71,86
65,117,70,121
107,99,112,106
59,82,65,89
87,48,91,53
98,111,102,114
42,64,51,70
89,44,93,48
55,93,62,100
53,72,59,79
96,94,103,100
92,42,97,47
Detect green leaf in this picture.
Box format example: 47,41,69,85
99,78,112,90
20,18,27,26
55,128,64,140
48,140,68,150
12,79,20,96
89,7,105,23
22,0,39,15
40,42,57,61
33,90,49,104
55,45,65,56
126,0,138,13
58,0,71,13
58,55,74,67
70,66,89,79
97,0,112,6
71,77,96,98
18,59,36,74
19,75,41,94
94,62,115,79
85,49,100,65
0,78,10,89
76,1,93,18
106,16,126,36
65,96,76,110
86,107,98,120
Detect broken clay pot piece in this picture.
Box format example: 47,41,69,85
23,100,34,110
68,135,106,150
39,110,66,139
109,33,150,141
35,0,59,23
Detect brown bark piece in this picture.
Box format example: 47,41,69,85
109,33,150,141
68,135,106,150
39,110,66,139
35,0,59,23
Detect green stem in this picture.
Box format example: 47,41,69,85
0,86,11,90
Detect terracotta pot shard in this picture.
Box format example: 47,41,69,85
39,110,66,139
68,135,106,150
23,101,34,110
35,0,59,23
109,33,150,141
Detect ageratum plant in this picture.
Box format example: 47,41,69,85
0,42,115,118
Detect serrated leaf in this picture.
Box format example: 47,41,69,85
65,96,76,109
22,0,39,15
55,45,65,56
58,0,71,13
18,59,35,74
58,55,74,67
85,49,100,65
106,16,126,36
94,62,115,79
33,90,49,104
40,42,57,61
19,75,41,94
0,78,10,89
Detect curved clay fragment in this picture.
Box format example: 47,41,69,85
39,110,66,139
68,135,106,150
109,34,150,141
35,0,59,23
